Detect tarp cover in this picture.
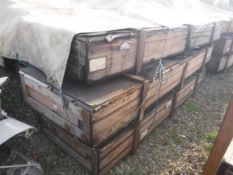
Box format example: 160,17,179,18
0,117,34,145
0,0,232,87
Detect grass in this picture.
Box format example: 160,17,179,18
184,100,201,112
202,130,218,153
203,130,218,143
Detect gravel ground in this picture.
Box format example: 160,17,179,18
0,66,233,175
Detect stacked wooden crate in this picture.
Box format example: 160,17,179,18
66,26,188,84
19,21,222,174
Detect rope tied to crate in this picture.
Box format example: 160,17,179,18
152,58,167,85
147,27,171,135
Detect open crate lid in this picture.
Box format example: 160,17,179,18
20,66,141,110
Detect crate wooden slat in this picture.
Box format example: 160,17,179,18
66,27,188,84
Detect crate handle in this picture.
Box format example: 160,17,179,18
105,33,135,42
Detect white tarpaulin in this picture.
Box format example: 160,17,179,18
0,117,35,145
0,0,232,87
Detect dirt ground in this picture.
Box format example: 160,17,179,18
1,66,233,175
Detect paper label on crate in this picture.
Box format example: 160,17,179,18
120,41,131,50
89,57,107,73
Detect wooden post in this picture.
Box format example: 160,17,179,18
168,90,178,118
91,148,99,175
136,30,146,75
224,40,233,70
202,95,233,175
131,81,147,153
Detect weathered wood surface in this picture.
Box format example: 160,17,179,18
187,24,214,48
66,27,188,84
202,96,233,175
67,29,139,84
142,27,187,63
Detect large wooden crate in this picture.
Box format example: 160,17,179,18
142,48,207,109
67,29,139,84
137,27,188,72
66,27,188,84
41,72,200,175
20,68,141,146
41,94,173,175
187,24,214,48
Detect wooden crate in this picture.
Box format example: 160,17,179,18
187,24,214,48
41,72,200,175
67,29,139,84
20,68,141,146
142,48,206,109
213,34,233,55
137,27,188,72
66,27,188,84
41,92,174,175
